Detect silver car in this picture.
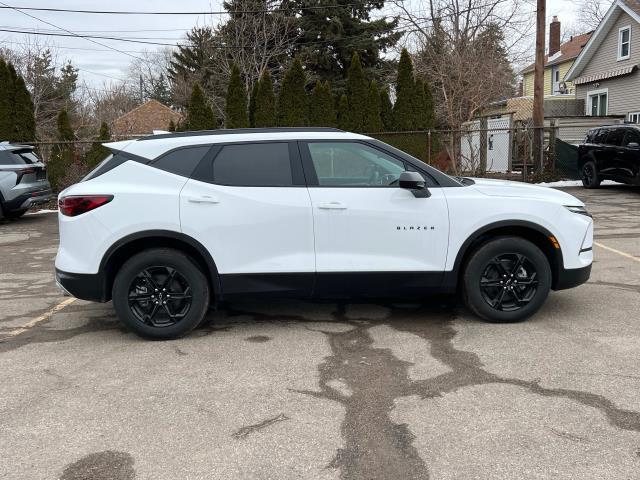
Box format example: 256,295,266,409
0,142,53,219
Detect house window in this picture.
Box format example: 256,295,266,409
588,90,608,116
618,26,631,60
629,112,640,124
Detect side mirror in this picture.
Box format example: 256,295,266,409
399,171,430,198
627,142,640,148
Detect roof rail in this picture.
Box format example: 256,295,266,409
136,127,343,141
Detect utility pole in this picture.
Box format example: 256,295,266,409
532,0,546,172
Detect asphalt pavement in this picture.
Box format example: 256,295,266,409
1,185,639,480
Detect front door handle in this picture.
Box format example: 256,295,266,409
317,201,347,210
187,195,220,204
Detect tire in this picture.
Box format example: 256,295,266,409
4,208,28,219
462,237,551,323
581,161,601,188
112,248,210,340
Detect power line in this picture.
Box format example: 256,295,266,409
0,24,406,49
0,3,397,15
0,39,153,54
0,2,146,61
0,28,179,46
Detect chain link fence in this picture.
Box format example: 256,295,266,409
25,120,619,192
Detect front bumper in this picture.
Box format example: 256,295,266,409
4,188,53,212
552,263,592,290
55,268,110,302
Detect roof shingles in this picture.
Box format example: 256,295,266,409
521,32,593,74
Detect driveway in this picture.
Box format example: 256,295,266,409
1,185,639,480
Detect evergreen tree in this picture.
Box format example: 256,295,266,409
293,0,402,87
13,75,36,142
225,63,248,128
248,80,259,127
414,79,435,130
85,122,111,169
48,109,75,191
393,49,416,131
188,82,215,130
337,94,350,130
0,59,36,142
345,52,368,132
380,87,393,131
253,70,276,128
309,80,335,127
277,58,307,127
364,80,383,132
0,59,14,140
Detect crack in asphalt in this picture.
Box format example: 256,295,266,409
232,413,290,439
226,301,640,480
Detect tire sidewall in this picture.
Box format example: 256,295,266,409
112,248,210,340
463,237,551,323
581,161,600,188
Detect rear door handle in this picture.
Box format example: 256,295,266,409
187,195,220,204
317,201,347,210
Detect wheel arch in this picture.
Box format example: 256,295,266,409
447,220,564,290
100,230,221,302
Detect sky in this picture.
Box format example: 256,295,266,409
0,0,583,91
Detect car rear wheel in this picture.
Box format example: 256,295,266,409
462,237,551,323
581,161,601,188
112,248,210,340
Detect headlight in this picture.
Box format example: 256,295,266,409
565,205,592,217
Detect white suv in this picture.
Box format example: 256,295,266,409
55,128,593,339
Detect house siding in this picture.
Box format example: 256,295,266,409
523,61,576,96
575,10,640,118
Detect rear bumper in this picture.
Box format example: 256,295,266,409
4,188,53,212
553,263,592,290
55,268,109,302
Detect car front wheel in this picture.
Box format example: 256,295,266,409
581,161,601,188
462,237,551,323
112,248,210,340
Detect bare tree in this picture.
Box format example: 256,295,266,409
170,1,297,120
573,0,613,31
391,0,533,173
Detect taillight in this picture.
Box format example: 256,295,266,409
59,195,113,217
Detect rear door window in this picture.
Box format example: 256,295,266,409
605,128,625,146
623,129,640,146
212,142,292,186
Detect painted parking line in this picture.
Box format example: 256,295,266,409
594,241,640,263
1,297,76,339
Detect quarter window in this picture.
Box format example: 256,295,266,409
212,142,292,186
619,26,631,60
306,142,407,187
152,146,211,177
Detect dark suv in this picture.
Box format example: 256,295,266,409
578,125,640,188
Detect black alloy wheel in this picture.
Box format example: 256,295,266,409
462,236,551,323
479,253,538,312
581,161,601,188
128,266,193,327
112,248,209,339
